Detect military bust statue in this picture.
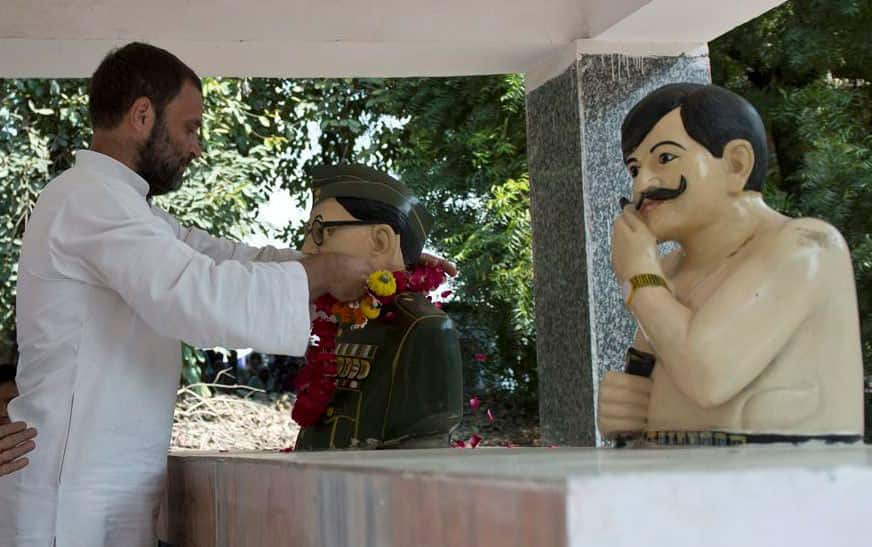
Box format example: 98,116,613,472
600,83,864,447
294,164,463,450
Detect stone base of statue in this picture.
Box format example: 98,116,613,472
162,445,872,546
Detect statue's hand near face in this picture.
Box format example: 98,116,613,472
418,252,457,277
597,370,652,438
611,206,662,283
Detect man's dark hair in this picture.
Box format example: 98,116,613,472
336,196,423,267
88,42,202,130
621,83,768,192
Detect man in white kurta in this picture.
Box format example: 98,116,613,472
0,148,315,546
0,42,380,546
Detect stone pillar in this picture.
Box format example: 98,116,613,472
525,42,711,446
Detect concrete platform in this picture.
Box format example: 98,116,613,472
164,445,872,547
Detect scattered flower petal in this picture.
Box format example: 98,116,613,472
453,440,467,448
441,290,453,298
486,408,495,422
469,396,481,411
280,446,294,453
468,434,482,448
473,353,487,363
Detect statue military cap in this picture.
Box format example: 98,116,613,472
310,164,434,245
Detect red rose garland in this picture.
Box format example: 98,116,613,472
292,263,447,427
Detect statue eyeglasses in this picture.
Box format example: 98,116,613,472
304,216,384,247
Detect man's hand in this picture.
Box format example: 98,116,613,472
597,371,652,438
300,253,376,302
1,422,36,476
419,253,457,277
0,382,36,477
611,206,661,283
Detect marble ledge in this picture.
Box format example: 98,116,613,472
164,446,872,547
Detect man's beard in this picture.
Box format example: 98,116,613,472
136,117,190,198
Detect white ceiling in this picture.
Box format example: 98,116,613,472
0,0,785,77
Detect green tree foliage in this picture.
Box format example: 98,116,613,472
374,76,535,399
0,79,91,349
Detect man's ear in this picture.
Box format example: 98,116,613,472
722,139,755,194
370,224,399,257
127,97,155,138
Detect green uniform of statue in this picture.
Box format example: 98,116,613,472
295,165,464,450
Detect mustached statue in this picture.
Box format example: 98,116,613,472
602,83,864,447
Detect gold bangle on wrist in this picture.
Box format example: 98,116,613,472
622,273,669,306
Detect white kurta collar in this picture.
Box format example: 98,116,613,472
74,149,150,198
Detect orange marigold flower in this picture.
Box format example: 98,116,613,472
331,303,354,324
350,306,367,326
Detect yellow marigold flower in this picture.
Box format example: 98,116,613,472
367,270,397,297
360,295,381,320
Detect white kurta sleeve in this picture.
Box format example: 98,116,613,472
49,184,311,355
150,206,305,263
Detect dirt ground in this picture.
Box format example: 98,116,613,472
171,387,541,451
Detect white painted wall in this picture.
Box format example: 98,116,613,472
0,0,786,78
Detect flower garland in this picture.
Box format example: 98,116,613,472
291,263,448,427
329,270,398,328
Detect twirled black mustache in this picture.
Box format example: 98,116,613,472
619,176,688,210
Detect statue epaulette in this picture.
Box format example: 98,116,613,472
295,291,463,450
393,291,444,319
